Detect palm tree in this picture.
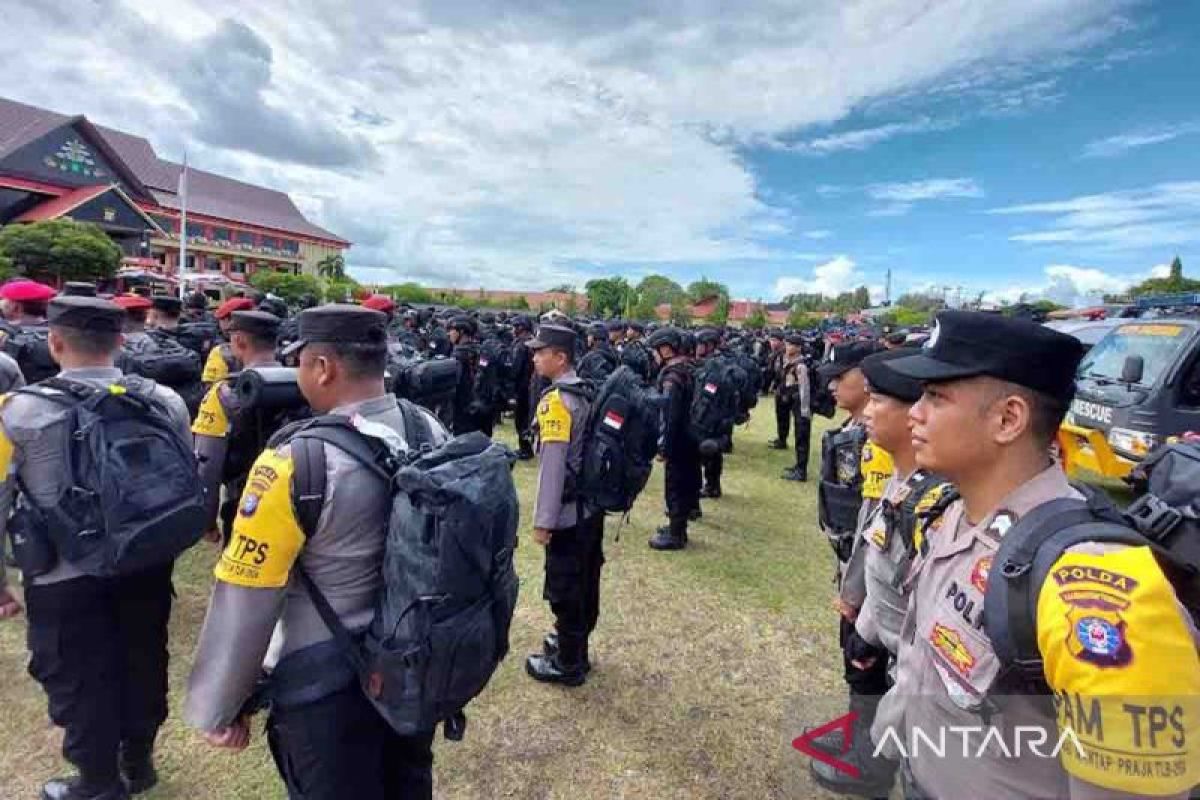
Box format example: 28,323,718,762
317,254,346,281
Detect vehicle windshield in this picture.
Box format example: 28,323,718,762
1078,323,1192,386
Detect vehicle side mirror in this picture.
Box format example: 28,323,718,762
1121,354,1145,385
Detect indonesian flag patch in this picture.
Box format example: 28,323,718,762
704,382,718,394
603,410,625,431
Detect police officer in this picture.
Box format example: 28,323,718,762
766,330,790,449
779,333,812,482
201,296,256,384
873,311,1199,798
578,322,619,385
695,328,727,499
0,296,191,800
808,348,953,795
647,327,701,551
182,291,212,324
187,304,449,800
192,310,283,544
0,279,58,383
621,321,654,382
510,315,536,459
148,295,183,333
448,315,487,435
524,324,605,686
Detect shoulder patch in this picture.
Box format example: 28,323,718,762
537,388,572,444
214,447,305,589
191,383,230,437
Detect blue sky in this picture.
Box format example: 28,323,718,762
3,1,1197,305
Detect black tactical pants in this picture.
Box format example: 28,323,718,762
543,512,605,667
267,685,435,800
792,413,812,475
514,386,534,455
664,447,702,520
774,393,793,444
701,452,723,492
25,564,174,789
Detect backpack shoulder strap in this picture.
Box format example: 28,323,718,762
396,398,433,454
986,497,1149,688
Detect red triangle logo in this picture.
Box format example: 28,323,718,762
791,711,861,779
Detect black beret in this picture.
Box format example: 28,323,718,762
817,340,884,381
48,296,123,332
861,349,924,404
61,281,97,297
281,304,388,356
229,310,281,338
527,324,577,352
151,295,182,314
889,310,1085,402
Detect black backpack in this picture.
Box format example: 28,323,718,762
689,357,742,446
471,338,507,415
986,443,1200,692
620,341,653,382
558,366,661,515
122,332,203,387
9,376,205,577
176,320,222,361
284,410,519,740
577,347,619,387
1,323,56,383
732,352,761,415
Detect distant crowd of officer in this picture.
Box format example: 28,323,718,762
0,274,1194,800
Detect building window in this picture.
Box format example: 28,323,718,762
213,227,232,243
236,230,255,250
184,255,196,272
282,238,299,254
231,260,247,275
205,256,221,272
186,221,204,238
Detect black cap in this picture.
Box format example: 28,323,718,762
861,349,924,404
151,295,182,314
888,310,1085,402
817,340,883,381
47,296,124,332
281,304,388,357
230,310,281,338
646,326,683,351
61,281,96,297
528,324,577,351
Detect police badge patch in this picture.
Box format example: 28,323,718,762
1069,614,1132,668
240,492,261,517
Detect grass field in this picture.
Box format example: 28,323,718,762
0,405,849,799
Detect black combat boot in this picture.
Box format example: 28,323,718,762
527,630,588,687
542,633,592,674
769,439,788,450
781,467,808,482
649,518,687,551
700,484,723,499
809,742,897,798
41,777,129,800
119,740,158,795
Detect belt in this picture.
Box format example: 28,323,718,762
269,638,358,710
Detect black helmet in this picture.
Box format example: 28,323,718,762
646,326,683,352
186,291,208,310
696,328,721,346
586,322,607,339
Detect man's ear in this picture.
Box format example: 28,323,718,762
993,391,1032,445
316,353,336,386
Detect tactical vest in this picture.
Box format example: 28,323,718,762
818,424,867,545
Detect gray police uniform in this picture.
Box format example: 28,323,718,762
0,297,191,797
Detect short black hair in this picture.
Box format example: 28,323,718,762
544,345,574,365
309,341,388,380
18,300,48,318
985,379,1069,446
233,329,278,353
52,325,121,358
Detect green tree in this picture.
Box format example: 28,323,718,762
853,286,871,310
670,299,693,327
788,309,823,329
381,282,434,304
249,270,323,303
636,274,686,306
895,292,943,313
0,219,121,283
585,277,632,317
706,294,730,325
316,253,347,281
629,292,660,321
547,283,575,294
322,277,360,302
0,251,12,280
686,277,729,303
1129,256,1200,297
744,304,768,330
512,295,530,310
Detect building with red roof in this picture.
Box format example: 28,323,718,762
0,96,348,285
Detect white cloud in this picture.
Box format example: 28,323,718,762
1082,121,1200,158
0,0,1139,288
983,262,1167,307
867,178,984,203
762,117,955,155
803,229,833,239
774,255,867,298
990,182,1200,251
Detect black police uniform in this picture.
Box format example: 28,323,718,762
648,328,701,550
449,317,488,436
1,298,194,800
510,317,536,459
696,330,726,498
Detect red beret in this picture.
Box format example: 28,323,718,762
0,279,56,303
112,294,153,311
215,297,256,320
362,294,396,313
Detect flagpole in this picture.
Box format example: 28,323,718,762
177,151,188,299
